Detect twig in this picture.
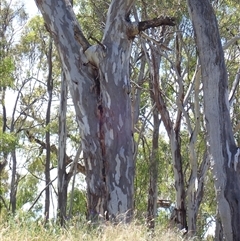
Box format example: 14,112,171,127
28,176,57,212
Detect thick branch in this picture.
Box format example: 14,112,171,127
35,0,90,52
0,195,8,210
73,24,90,52
128,16,175,38
139,16,176,31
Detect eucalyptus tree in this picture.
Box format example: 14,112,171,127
188,0,240,240
18,14,84,221
0,0,28,215
35,0,175,221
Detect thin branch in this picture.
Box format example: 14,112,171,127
229,67,240,106
234,122,240,134
28,176,57,212
141,39,174,135
27,169,45,182
134,104,155,161
26,131,86,175
0,195,8,210
140,32,173,51
183,60,201,106
223,35,240,50
67,144,83,181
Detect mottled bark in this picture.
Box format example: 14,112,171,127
35,0,133,221
96,0,136,221
188,0,240,240
35,0,175,222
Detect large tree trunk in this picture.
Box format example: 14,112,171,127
95,1,136,221
188,0,240,240
35,0,135,222
35,0,175,222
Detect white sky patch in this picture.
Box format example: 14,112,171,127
10,0,40,19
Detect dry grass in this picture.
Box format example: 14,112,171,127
0,218,188,241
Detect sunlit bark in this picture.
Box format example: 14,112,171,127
35,0,175,222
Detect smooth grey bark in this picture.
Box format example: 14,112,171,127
35,0,175,221
215,209,224,241
57,71,68,225
188,0,240,240
183,63,209,236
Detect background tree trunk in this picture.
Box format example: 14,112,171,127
44,38,53,223
147,49,161,228
57,71,68,225
147,107,160,229
188,0,240,239
9,150,17,214
141,30,187,231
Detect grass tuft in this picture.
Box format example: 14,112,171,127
0,217,194,241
